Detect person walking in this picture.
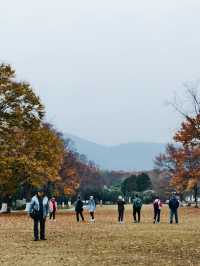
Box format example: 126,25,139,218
153,196,162,223
117,195,125,223
169,193,179,224
29,188,49,241
133,194,143,223
87,196,96,222
75,196,85,222
49,197,57,221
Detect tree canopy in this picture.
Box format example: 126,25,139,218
155,88,200,205
0,64,64,198
121,173,152,196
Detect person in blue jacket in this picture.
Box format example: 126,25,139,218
29,188,49,241
87,196,96,222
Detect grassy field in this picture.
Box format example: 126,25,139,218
1,205,200,266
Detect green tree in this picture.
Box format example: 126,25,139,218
121,173,152,196
121,175,137,195
136,173,152,192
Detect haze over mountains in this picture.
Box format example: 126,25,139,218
64,133,166,171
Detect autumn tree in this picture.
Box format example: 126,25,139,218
57,149,81,198
57,141,103,200
0,64,64,201
155,87,200,206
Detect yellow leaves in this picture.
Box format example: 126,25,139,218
64,186,76,196
0,66,44,132
187,179,197,190
66,168,77,178
0,64,15,79
166,109,200,193
0,64,65,195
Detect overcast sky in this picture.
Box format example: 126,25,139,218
1,0,200,145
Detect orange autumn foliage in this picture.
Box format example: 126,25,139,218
156,114,200,195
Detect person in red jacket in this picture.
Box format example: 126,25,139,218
153,196,162,224
49,197,57,221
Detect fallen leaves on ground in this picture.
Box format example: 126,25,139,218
0,205,200,266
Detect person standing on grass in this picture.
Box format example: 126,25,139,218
133,194,143,223
49,197,57,221
117,195,125,223
29,188,49,241
153,196,162,224
87,196,96,222
75,196,85,222
169,193,179,224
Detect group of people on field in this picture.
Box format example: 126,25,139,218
28,189,96,241
117,193,179,224
117,195,143,223
75,196,96,222
28,189,179,241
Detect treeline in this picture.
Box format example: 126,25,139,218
75,172,155,204
0,64,106,204
0,64,137,205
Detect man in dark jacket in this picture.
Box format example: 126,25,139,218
75,196,85,222
133,194,143,223
117,196,125,223
169,193,179,224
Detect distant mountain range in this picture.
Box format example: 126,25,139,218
64,133,166,171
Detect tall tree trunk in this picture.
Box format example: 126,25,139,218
179,192,183,202
194,185,198,208
22,183,33,201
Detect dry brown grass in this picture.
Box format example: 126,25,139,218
1,205,200,266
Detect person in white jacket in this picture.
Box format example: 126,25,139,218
87,196,96,222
